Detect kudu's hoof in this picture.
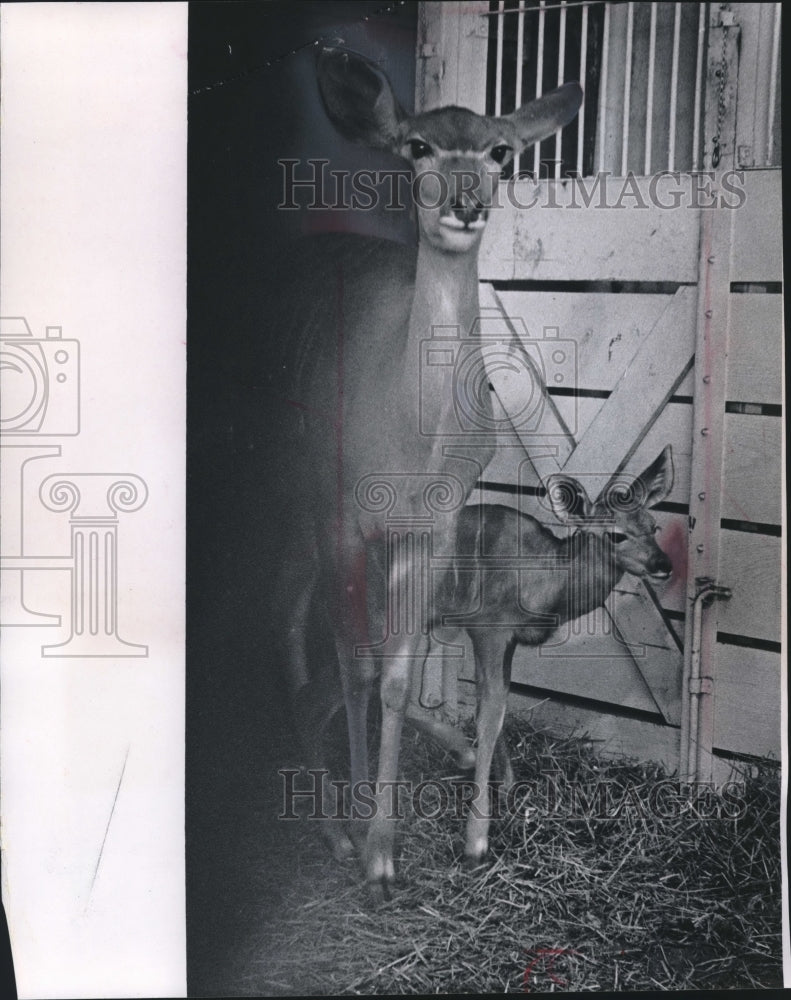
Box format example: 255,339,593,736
462,842,490,870
329,832,356,861
365,877,394,906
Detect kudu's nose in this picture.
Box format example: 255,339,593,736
451,193,485,226
649,550,673,580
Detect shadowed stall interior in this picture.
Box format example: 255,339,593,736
187,3,418,992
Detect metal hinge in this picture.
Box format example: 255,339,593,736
693,576,732,608
689,676,715,696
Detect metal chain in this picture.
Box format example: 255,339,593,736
711,19,729,168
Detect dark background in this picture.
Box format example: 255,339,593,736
187,3,417,992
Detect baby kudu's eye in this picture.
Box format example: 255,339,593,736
607,531,629,545
408,139,433,160
490,144,512,164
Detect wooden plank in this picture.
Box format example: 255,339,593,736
491,291,679,393
480,402,693,512
731,4,779,167
415,1,489,113
477,445,543,495
478,286,695,501
450,2,490,114
730,170,783,283
449,627,660,714
721,414,783,525
716,531,782,644
479,179,701,283
480,284,574,482
713,643,782,759
513,642,660,714
726,294,783,404
434,598,665,717
559,287,697,499
507,690,680,773
557,398,693,508
602,586,683,725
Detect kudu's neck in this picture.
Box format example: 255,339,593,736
560,530,624,624
408,238,482,341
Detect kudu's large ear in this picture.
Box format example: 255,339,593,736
544,473,593,524
502,82,584,150
637,445,675,508
316,47,406,151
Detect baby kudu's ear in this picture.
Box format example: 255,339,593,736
544,473,593,524
638,445,675,509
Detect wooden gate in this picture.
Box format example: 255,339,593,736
414,1,783,776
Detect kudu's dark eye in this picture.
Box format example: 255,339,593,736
607,531,629,545
490,144,512,164
408,139,433,160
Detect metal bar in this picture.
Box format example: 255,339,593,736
682,580,731,783
577,3,588,175
515,4,525,107
644,2,657,174
597,2,610,173
767,2,781,165
555,0,567,179
533,1,546,176
621,1,634,175
494,0,505,117
514,1,525,175
692,3,706,171
668,2,681,171
484,0,609,15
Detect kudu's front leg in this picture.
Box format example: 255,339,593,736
464,631,514,863
362,536,430,893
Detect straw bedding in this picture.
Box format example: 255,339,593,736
238,718,782,994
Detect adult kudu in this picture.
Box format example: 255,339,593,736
275,47,583,892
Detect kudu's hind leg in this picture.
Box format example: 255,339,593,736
404,704,476,771
494,732,515,791
336,648,375,851
329,535,379,851
292,684,356,860
283,558,356,859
